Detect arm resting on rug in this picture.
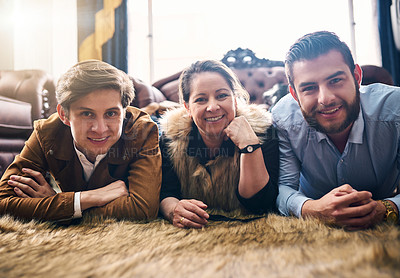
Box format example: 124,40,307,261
275,126,311,217
160,197,209,229
235,125,279,214
0,130,76,221
302,184,400,229
301,184,380,229
159,136,209,228
274,126,381,228
224,116,269,198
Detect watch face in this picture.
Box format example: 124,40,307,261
387,211,398,223
247,146,254,152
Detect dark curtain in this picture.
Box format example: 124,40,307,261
102,1,128,72
378,0,400,86
77,0,128,72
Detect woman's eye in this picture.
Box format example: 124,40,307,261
194,98,206,103
217,93,228,99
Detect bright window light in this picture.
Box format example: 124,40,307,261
128,0,380,84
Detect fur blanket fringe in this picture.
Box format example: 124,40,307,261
0,212,399,277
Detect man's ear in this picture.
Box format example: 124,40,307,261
57,104,70,126
289,85,298,102
354,64,363,87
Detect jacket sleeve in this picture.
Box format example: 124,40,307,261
159,135,182,201
0,128,75,222
85,115,162,220
236,125,279,214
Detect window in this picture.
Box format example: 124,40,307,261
128,0,380,84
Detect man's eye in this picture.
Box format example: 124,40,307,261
302,86,316,92
106,111,117,117
330,78,342,84
81,111,93,117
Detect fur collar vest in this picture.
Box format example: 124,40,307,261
160,103,272,211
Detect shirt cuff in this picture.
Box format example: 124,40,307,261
288,195,312,218
73,192,82,218
386,196,400,213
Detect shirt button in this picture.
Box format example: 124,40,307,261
340,159,344,163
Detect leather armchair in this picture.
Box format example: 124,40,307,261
0,69,56,176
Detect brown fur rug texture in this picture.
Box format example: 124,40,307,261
0,212,399,278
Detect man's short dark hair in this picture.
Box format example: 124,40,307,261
285,31,355,90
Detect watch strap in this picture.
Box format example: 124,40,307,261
379,200,399,224
239,143,262,153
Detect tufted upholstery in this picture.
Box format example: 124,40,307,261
0,70,56,176
151,71,182,103
149,48,288,107
231,67,287,104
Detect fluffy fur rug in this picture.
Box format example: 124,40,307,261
0,212,399,278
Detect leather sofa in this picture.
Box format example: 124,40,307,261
150,48,288,107
361,65,394,86
0,70,57,176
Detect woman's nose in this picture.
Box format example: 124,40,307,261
206,98,220,112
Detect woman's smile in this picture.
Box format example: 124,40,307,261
205,115,224,122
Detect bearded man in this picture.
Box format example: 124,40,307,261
272,31,400,230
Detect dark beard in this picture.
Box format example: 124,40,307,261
301,86,361,134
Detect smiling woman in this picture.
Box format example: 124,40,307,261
158,60,279,229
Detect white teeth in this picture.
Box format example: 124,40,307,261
91,137,107,141
205,115,223,122
320,107,340,114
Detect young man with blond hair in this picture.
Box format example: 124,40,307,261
0,60,161,222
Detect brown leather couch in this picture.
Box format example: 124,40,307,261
361,65,394,86
150,48,288,106
0,70,57,176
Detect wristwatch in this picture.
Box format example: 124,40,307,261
239,143,262,154
379,200,399,224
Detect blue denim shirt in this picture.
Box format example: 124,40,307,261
272,83,400,217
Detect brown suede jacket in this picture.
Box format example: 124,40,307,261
0,107,161,222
